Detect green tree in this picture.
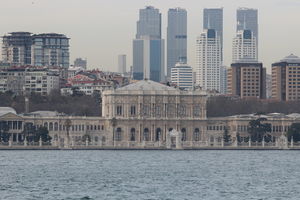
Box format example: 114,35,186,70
223,127,231,143
0,121,11,142
287,123,300,142
248,118,272,142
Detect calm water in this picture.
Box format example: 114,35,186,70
0,150,300,200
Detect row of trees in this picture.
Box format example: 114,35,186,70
0,90,101,116
223,118,300,143
208,96,300,117
0,121,51,143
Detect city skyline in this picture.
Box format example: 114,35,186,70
1,0,300,73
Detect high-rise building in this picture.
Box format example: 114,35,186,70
203,8,223,61
74,58,87,69
31,33,70,68
227,61,266,99
167,8,187,79
136,6,161,39
271,54,300,101
196,29,222,92
118,55,126,74
2,32,33,66
220,65,228,94
237,8,258,51
232,30,257,63
133,6,165,82
171,62,193,90
133,36,165,82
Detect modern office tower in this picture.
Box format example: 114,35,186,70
227,61,266,99
31,33,70,68
2,32,33,66
171,62,193,90
118,55,126,74
136,6,161,39
74,58,87,69
237,8,258,47
203,8,223,61
133,6,165,82
271,54,300,101
232,30,257,63
220,65,228,94
196,29,222,92
133,36,165,82
167,8,187,79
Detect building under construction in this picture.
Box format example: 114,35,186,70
1,32,33,66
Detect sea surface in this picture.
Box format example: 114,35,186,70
0,150,300,200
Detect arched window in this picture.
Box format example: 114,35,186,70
49,122,53,131
194,128,200,141
169,128,173,132
44,122,48,130
155,128,161,141
181,128,187,141
115,127,122,141
95,136,99,142
143,128,150,141
130,128,135,141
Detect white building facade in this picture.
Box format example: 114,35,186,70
196,29,222,92
232,30,257,63
171,62,193,90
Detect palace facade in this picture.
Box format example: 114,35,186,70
1,80,299,149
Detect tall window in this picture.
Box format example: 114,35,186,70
181,128,187,141
115,128,122,141
130,128,136,141
193,106,201,117
143,128,150,141
194,128,200,141
130,106,136,116
155,128,161,141
116,106,122,116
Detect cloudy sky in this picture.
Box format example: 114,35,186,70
1,0,300,73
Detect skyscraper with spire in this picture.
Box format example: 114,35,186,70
203,8,223,61
236,8,258,49
167,8,187,80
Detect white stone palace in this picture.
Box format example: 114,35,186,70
0,80,299,149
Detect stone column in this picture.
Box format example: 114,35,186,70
291,137,294,148
262,138,265,147
8,136,12,147
249,139,251,147
221,138,224,147
86,137,89,147
39,137,42,147
24,137,27,146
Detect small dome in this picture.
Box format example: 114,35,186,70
280,54,300,63
116,79,177,91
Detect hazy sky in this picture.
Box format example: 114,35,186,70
1,0,300,73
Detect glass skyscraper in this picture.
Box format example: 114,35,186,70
203,8,223,61
237,8,258,45
133,6,165,82
167,8,187,80
136,6,161,39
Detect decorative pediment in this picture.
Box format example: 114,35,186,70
0,113,24,120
